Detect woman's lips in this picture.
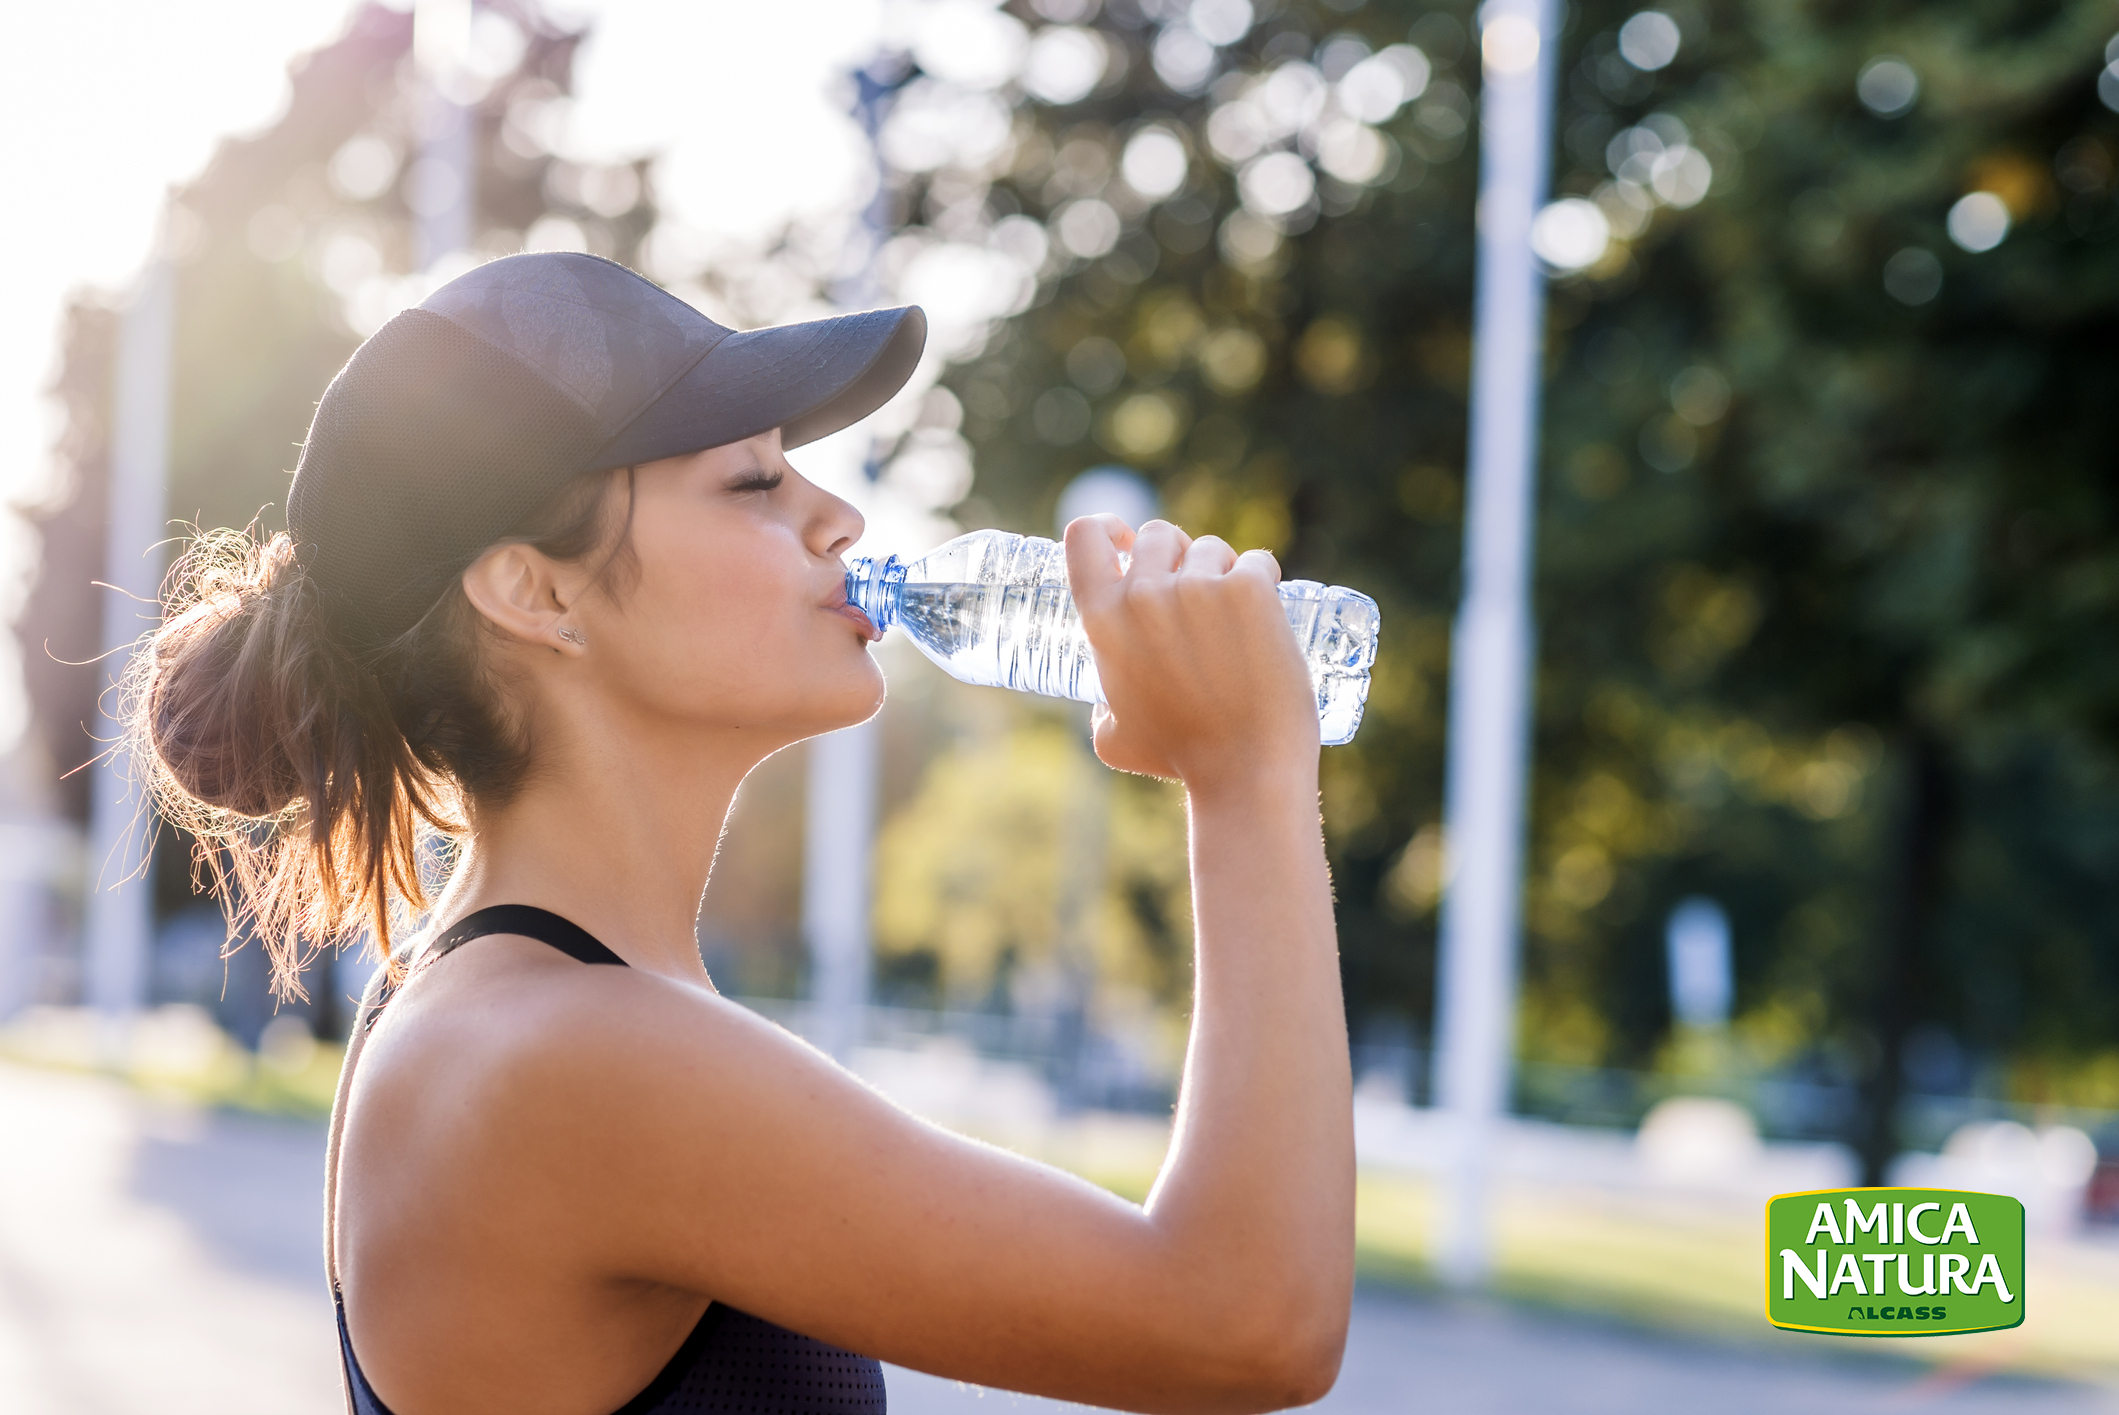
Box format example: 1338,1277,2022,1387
826,586,882,642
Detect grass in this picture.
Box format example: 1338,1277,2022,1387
1350,1169,2119,1387
0,1004,342,1118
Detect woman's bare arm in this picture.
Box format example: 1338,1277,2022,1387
467,517,1352,1413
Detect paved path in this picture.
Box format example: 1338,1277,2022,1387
1,1062,2111,1415
0,1065,340,1415
891,1288,2119,1415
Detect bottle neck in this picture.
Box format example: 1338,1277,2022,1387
845,555,907,634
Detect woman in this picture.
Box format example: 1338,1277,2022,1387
139,252,1351,1415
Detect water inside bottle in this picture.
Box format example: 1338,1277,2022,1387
895,581,1102,704
849,530,1380,745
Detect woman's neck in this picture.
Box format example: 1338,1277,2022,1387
436,723,773,985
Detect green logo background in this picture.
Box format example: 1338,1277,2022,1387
1764,1187,2024,1337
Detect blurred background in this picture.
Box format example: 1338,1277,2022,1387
1,0,2116,1411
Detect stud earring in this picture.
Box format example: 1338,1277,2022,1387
558,628,586,646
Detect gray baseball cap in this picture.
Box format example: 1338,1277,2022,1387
287,252,926,650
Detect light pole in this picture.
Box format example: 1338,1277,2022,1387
1048,468,1159,1101
413,0,475,271
802,58,908,1064
1430,0,1559,1287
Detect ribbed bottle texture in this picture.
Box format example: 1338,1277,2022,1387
848,529,1380,745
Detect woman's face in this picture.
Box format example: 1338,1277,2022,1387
564,429,882,745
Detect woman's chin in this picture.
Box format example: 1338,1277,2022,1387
684,658,885,743
841,672,889,729
803,663,887,735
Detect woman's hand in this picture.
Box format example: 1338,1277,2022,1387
1064,515,1320,793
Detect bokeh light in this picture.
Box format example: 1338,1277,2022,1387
1481,14,1540,76
327,135,400,202
1216,208,1283,271
1947,191,2012,252
1120,126,1190,200
1151,25,1217,94
1187,0,1255,48
1054,197,1122,257
1337,45,1430,123
1649,145,1713,207
1065,336,1127,393
1883,246,1944,304
1857,56,1919,117
1617,11,1681,73
1531,198,1611,272
1315,121,1395,186
1022,25,1106,105
1669,366,1731,425
1237,150,1316,218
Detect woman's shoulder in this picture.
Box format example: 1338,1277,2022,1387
355,934,804,1131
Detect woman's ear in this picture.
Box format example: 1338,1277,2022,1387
461,544,586,655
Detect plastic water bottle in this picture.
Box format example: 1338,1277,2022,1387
846,529,1381,745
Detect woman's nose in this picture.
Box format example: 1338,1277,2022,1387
813,485,865,560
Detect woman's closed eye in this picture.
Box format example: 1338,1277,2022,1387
729,469,784,494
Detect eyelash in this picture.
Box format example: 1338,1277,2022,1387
731,470,783,493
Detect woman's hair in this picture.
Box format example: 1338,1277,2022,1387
129,467,637,998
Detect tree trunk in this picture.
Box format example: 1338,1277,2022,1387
1857,731,1952,1187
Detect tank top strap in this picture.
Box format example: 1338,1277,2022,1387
359,905,626,1034
426,904,629,968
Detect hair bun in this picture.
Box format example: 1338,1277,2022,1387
143,533,320,819
129,472,617,1002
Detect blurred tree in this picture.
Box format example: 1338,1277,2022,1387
876,0,2119,1172
1529,0,2119,1181
872,715,1193,1013
15,299,119,823
14,0,642,1027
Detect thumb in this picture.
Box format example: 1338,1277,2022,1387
1063,513,1135,616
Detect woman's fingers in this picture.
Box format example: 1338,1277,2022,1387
1129,520,1191,576
1061,513,1138,557
1178,534,1237,578
1091,705,1178,780
1233,547,1282,586
1063,515,1136,613
1073,520,1315,791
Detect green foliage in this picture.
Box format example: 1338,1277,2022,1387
162,3,624,539
891,0,2119,1097
1534,0,2119,1093
873,716,1193,1020
19,3,652,954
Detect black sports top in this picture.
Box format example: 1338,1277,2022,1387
325,905,889,1415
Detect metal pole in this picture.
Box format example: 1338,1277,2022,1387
801,59,903,1063
84,253,176,1059
1430,0,1558,1287
804,722,878,1062
1047,468,1156,1102
414,0,474,271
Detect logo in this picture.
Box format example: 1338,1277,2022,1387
1764,1188,2024,1337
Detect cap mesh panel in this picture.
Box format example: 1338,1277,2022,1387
288,311,604,650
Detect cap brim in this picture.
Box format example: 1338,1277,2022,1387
591,304,926,469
